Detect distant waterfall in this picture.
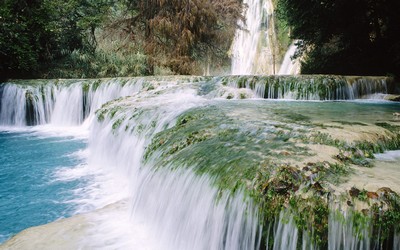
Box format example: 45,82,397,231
231,0,276,75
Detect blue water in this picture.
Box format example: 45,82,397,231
0,131,87,243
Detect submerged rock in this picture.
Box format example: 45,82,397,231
385,95,400,102
0,200,134,250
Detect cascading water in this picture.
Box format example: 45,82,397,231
231,0,276,75
88,82,261,249
1,76,399,249
0,78,262,249
267,209,373,250
0,78,144,127
278,43,300,75
221,75,392,100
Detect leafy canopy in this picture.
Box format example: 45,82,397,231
277,0,400,77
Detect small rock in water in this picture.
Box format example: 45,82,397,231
367,191,379,199
312,181,325,194
349,187,361,197
361,209,369,216
377,187,395,197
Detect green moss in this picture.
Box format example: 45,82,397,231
375,122,400,132
370,193,400,242
96,108,108,122
112,118,124,131
109,106,122,119
333,121,369,126
82,82,91,93
357,189,369,202
301,131,400,168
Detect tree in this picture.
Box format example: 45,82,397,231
0,0,113,80
0,0,243,78
126,0,243,74
277,0,400,77
1,0,43,79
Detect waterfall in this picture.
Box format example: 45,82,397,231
0,78,262,249
328,209,371,250
269,209,394,250
231,0,276,75
87,81,262,249
220,75,392,100
0,78,144,127
272,212,299,250
278,43,300,75
0,84,28,126
1,76,399,249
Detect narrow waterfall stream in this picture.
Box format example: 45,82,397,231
231,0,276,75
1,76,399,249
278,43,300,75
230,0,299,76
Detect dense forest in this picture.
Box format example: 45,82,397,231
1,0,400,80
0,0,242,80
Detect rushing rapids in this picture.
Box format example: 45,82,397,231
0,76,400,249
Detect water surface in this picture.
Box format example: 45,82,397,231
0,130,86,243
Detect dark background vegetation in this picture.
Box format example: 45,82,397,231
1,0,400,80
277,0,400,78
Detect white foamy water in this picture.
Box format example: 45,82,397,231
375,150,400,162
278,43,300,75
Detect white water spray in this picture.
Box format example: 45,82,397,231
278,43,300,75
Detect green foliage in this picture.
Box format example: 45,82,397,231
0,0,243,79
370,192,400,242
0,0,114,80
277,0,400,77
45,48,148,78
